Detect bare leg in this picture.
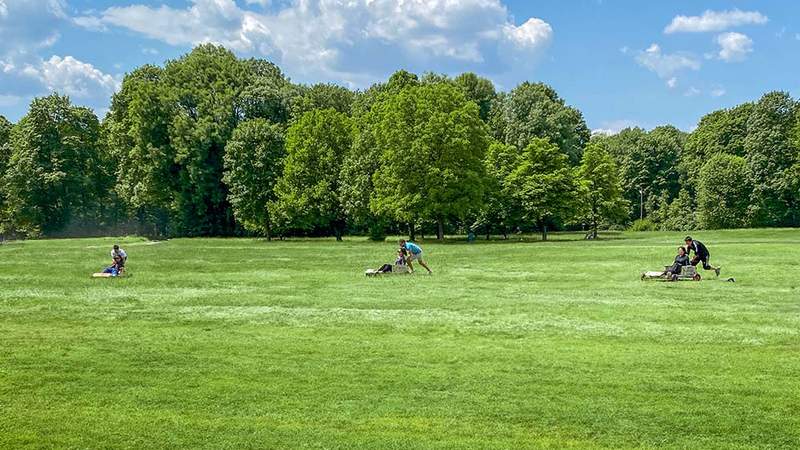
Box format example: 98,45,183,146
406,257,415,273
418,260,432,274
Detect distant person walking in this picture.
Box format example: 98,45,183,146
684,236,720,276
399,239,432,274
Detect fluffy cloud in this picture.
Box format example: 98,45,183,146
665,9,767,34
716,32,753,62
33,56,119,98
83,0,552,85
636,43,700,79
0,0,65,56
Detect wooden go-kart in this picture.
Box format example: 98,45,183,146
641,264,701,282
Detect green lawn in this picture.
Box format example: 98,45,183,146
1,230,798,449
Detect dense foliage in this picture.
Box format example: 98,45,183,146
0,44,797,239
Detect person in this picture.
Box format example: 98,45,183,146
684,236,720,276
399,239,432,274
111,245,127,272
396,247,408,266
665,246,690,279
102,262,121,277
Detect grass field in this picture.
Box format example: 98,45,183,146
1,230,799,449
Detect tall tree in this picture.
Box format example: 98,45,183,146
475,141,522,238
291,83,354,120
2,95,104,236
106,65,176,236
239,58,296,124
454,73,496,122
164,44,247,236
682,103,752,186
0,115,13,234
744,91,799,226
223,119,285,239
577,143,628,238
602,126,684,222
371,82,488,240
497,82,590,164
505,138,580,241
697,154,753,229
272,109,352,240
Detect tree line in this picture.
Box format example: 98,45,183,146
0,45,797,240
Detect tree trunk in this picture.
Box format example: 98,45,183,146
334,223,342,242
436,217,444,240
541,222,548,241
409,223,416,241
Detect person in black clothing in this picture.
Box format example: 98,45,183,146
666,246,690,278
684,236,721,276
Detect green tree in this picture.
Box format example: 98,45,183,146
697,154,753,229
291,83,354,120
371,83,488,240
0,115,13,234
744,91,799,226
454,73,496,122
272,109,352,240
497,82,590,164
682,103,752,186
164,44,247,236
223,119,285,239
602,126,685,222
3,95,105,236
505,138,580,241
577,143,628,238
239,58,296,124
106,65,176,236
475,141,522,238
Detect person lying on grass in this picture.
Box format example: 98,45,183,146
399,239,432,274
684,236,721,277
101,261,122,276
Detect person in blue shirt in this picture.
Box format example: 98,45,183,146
399,239,432,274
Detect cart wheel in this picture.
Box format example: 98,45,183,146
693,273,701,281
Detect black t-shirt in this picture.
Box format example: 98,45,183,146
674,254,689,266
687,240,709,258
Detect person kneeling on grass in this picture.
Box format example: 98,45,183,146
399,239,432,274
684,236,721,277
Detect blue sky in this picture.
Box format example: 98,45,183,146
1,0,798,132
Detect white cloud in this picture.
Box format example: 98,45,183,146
503,18,552,50
716,32,753,62
592,119,639,135
665,9,767,34
684,86,701,97
21,55,119,99
795,33,800,41
82,0,553,85
636,43,700,79
142,47,159,55
666,77,677,88
0,0,65,56
710,87,726,97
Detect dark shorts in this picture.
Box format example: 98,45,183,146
690,255,711,270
